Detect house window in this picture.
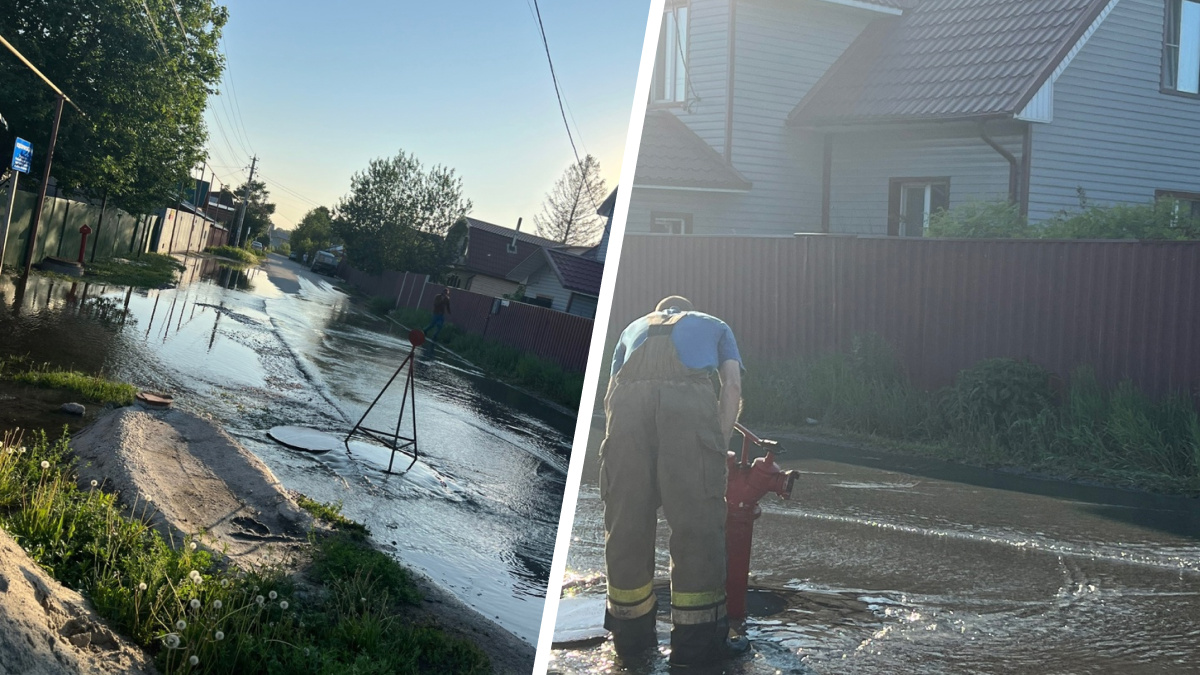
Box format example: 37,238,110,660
888,178,949,237
1156,189,1200,221
1165,0,1200,93
651,212,693,235
652,1,689,104
444,274,462,289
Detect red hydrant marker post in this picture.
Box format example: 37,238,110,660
77,224,92,264
725,423,798,621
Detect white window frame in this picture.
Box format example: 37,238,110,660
1165,0,1200,94
652,1,689,105
651,212,693,235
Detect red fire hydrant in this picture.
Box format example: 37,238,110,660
77,224,92,264
725,423,798,621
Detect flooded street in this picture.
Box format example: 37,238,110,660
0,254,572,644
551,424,1200,674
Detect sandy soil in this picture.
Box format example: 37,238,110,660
0,529,158,675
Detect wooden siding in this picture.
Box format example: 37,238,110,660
829,123,1020,234
1029,0,1200,222
466,274,520,299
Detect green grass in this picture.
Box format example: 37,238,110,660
743,341,1200,496
392,307,584,408
0,430,489,674
85,253,185,288
0,357,136,405
296,496,370,537
205,246,259,266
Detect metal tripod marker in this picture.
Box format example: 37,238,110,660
344,328,425,474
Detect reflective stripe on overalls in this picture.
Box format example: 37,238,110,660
601,311,728,631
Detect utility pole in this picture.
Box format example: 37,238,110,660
232,155,257,248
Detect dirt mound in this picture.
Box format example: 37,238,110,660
0,529,157,675
71,407,311,568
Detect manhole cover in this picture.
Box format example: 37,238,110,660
267,425,342,453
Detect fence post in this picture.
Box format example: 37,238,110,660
415,275,428,311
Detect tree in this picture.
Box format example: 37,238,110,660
0,0,228,214
333,150,472,275
234,179,275,247
289,205,336,260
533,155,608,246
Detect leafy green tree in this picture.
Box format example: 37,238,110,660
0,0,228,214
234,179,275,246
533,155,608,246
926,201,1034,239
333,150,472,275
1041,197,1200,240
289,205,336,260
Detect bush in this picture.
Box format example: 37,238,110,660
205,245,258,265
927,200,1034,238
1041,197,1200,240
947,358,1055,433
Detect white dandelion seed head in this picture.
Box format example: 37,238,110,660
189,598,200,610
220,579,229,588
253,585,259,592
268,590,277,600
189,655,199,666
214,630,224,641
138,582,147,591
213,600,222,610
279,600,288,610
189,542,197,551
163,633,180,649
175,619,187,630
189,570,200,580
39,460,49,469
255,595,264,605
90,480,97,487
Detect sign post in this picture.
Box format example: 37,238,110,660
1,138,33,274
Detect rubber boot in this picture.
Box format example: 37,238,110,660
605,602,659,663
668,618,751,669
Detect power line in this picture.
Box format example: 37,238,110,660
530,0,580,166
220,38,256,156
257,173,323,208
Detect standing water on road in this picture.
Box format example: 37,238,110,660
0,255,573,644
552,424,1200,674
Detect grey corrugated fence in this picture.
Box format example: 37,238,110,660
609,234,1200,399
2,187,155,268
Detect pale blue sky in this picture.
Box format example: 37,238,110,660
202,1,652,233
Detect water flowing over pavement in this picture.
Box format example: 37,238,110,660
0,254,573,645
550,423,1200,674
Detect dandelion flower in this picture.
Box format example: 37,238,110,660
214,630,224,641
268,590,277,600
189,542,197,551
189,655,199,667
175,619,187,630
279,600,289,610
90,480,98,488
163,633,180,649
220,579,229,588
213,600,222,610
255,595,264,605
39,460,49,469
253,585,259,592
138,582,148,591
189,599,200,610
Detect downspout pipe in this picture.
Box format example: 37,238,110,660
979,120,1019,205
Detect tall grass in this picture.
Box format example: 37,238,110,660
0,429,489,674
86,253,184,288
205,246,259,266
743,336,1200,494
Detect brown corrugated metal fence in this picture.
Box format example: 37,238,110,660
609,234,1200,399
338,262,594,372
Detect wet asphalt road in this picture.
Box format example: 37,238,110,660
550,421,1200,674
0,254,574,644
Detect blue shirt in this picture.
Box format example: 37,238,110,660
611,309,742,376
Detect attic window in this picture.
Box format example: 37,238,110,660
652,1,689,104
1165,0,1200,94
506,240,518,254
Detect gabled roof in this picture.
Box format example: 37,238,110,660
789,0,1109,125
634,111,752,191
507,247,604,297
461,217,562,279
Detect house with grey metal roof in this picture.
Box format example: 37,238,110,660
630,0,1200,236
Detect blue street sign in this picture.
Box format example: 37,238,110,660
11,138,32,174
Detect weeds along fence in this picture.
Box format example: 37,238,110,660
609,234,1200,400
337,262,594,372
